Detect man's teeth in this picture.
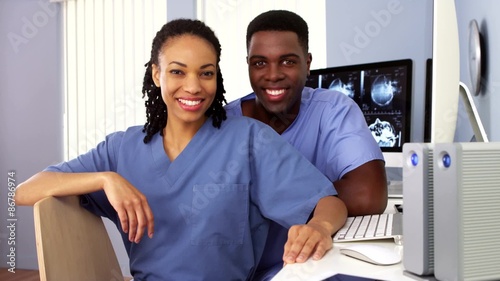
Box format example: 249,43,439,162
267,89,285,96
179,99,201,106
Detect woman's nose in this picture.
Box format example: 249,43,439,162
183,74,201,94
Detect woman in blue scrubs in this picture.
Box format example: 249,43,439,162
16,19,347,280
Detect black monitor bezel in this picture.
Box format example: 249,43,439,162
307,59,413,153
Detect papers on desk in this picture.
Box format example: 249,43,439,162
271,248,338,281
271,239,408,281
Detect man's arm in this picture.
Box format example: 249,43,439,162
333,159,388,216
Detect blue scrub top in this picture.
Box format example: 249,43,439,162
225,87,384,179
45,116,336,280
225,87,383,275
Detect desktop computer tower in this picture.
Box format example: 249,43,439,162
402,143,435,277
434,142,500,281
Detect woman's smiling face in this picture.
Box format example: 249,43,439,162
152,34,218,127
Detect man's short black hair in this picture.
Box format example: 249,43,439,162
246,10,309,53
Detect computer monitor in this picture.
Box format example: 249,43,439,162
428,0,460,144
305,59,413,168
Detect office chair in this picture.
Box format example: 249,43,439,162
34,196,130,281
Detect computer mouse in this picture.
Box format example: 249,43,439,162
339,244,401,266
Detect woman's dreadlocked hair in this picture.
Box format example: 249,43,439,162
142,19,227,144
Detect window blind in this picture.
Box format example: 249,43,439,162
62,0,167,160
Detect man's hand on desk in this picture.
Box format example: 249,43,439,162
282,220,333,265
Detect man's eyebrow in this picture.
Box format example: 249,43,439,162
248,53,301,60
279,53,301,59
248,55,266,60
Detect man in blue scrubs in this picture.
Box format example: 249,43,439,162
225,10,388,278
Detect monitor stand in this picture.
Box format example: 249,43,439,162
459,82,489,142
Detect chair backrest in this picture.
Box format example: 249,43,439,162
34,196,124,281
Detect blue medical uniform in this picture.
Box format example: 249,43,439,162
45,116,336,281
225,87,384,278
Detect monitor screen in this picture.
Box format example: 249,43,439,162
305,59,413,154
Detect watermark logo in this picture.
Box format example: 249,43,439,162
211,0,244,18
339,0,403,62
6,171,17,273
7,0,59,54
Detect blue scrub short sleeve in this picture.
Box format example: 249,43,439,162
247,122,335,228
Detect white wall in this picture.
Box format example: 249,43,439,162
0,0,63,270
326,0,499,144
326,0,433,143
456,0,499,142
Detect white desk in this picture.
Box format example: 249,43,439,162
272,199,414,281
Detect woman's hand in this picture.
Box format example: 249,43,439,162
282,220,333,264
282,196,347,265
102,172,155,244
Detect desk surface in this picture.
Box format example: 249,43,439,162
272,199,412,281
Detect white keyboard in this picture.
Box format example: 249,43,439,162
333,213,403,245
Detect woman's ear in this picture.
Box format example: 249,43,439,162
152,64,161,87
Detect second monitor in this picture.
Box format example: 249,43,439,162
305,59,413,168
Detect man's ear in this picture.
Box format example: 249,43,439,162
152,64,161,87
306,53,313,76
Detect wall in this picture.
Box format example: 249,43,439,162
0,0,63,271
167,0,196,20
456,0,499,142
326,0,499,144
326,0,433,143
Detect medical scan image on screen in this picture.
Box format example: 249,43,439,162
306,59,412,152
362,68,406,148
320,71,361,100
